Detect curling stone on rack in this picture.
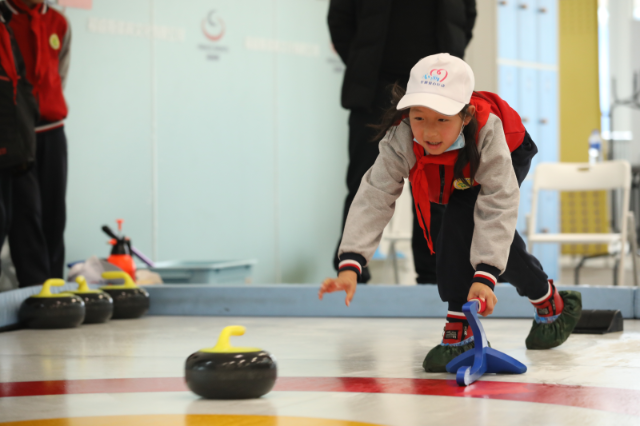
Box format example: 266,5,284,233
63,276,113,324
18,279,85,329
185,325,277,399
100,271,149,319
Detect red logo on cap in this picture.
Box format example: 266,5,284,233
429,69,448,82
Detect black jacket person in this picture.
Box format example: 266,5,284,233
328,0,477,283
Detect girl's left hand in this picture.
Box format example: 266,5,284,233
467,283,498,317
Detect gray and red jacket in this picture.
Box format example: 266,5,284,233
6,0,70,132
338,92,525,289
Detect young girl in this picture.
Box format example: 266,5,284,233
319,54,582,372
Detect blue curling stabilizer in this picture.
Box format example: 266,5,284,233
446,299,527,386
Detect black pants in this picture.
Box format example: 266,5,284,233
333,81,444,283
412,196,444,283
436,133,549,312
10,126,67,287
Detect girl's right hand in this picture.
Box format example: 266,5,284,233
319,270,358,306
467,282,498,317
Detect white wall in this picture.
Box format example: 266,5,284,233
62,0,349,284
465,0,498,93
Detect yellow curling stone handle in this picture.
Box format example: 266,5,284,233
200,325,263,353
70,276,102,294
76,275,91,292
101,271,138,289
33,279,71,298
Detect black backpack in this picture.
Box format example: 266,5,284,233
0,3,37,174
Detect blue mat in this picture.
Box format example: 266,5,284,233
1,283,638,330
144,284,637,319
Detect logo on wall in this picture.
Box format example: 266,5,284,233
421,69,448,87
198,10,229,61
201,10,225,42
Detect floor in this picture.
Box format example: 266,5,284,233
1,316,640,425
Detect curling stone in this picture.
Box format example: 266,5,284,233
185,325,277,399
63,276,113,324
99,271,149,319
18,279,85,329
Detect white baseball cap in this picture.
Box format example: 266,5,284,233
397,53,475,115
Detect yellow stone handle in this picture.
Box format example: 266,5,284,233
101,271,137,288
75,275,91,292
214,326,247,351
38,279,66,297
199,325,262,353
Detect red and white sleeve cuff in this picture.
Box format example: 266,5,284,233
473,263,500,290
338,253,366,280
339,259,362,276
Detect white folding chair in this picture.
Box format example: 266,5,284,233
527,161,638,286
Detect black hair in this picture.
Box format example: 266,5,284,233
371,83,480,184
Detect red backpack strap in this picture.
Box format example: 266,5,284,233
472,92,526,152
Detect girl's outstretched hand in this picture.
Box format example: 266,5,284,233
467,282,498,317
319,270,357,307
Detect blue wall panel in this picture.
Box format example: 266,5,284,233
498,64,519,109
518,67,539,147
497,0,518,60
517,1,538,62
537,70,558,163
536,0,558,65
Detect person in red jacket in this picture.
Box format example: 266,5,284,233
5,0,70,287
0,0,38,288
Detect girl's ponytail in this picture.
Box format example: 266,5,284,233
454,104,480,185
370,83,408,142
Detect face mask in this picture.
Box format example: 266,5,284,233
444,129,465,152
442,115,467,153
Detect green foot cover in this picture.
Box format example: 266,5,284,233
525,291,582,350
423,340,491,373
